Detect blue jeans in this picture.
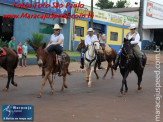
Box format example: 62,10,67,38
81,47,88,58
47,45,63,55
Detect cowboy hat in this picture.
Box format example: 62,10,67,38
53,24,62,30
87,28,94,32
129,24,137,29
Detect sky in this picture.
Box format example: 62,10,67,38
72,0,140,8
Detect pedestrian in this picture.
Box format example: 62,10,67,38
17,42,23,67
22,42,28,67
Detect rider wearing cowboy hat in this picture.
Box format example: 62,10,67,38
80,28,102,69
113,23,144,69
46,24,64,75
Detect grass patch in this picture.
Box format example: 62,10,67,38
27,50,80,59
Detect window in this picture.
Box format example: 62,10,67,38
110,32,118,41
75,26,84,37
39,23,53,34
0,16,14,42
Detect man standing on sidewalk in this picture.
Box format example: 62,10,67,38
8,36,16,50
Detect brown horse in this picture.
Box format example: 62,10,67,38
29,42,71,98
77,39,117,79
0,47,18,91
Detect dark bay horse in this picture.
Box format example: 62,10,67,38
119,38,147,95
77,39,117,79
29,42,70,98
0,47,18,91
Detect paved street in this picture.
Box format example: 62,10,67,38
0,64,162,122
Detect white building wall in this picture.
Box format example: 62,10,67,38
118,11,139,19
143,0,163,29
143,29,150,41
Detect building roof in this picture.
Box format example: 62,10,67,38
104,7,139,13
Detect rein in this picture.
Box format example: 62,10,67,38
85,45,97,68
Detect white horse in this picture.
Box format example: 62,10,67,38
84,40,100,87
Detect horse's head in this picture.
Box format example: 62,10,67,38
35,43,48,67
92,40,100,52
122,38,134,66
28,41,47,67
76,39,85,52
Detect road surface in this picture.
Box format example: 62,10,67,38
0,64,162,122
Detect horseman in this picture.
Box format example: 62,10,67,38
113,24,144,70
80,28,102,69
46,24,64,75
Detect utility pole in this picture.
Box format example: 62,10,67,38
90,0,93,28
138,0,143,41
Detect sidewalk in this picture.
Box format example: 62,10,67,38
0,53,162,77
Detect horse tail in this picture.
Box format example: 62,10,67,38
13,51,18,69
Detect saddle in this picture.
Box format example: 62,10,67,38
99,44,112,55
0,48,7,56
51,52,69,76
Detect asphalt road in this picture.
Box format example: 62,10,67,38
0,64,162,122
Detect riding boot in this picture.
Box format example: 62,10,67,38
112,55,120,70
80,58,84,69
80,53,84,69
139,58,144,69
97,52,102,69
58,55,62,76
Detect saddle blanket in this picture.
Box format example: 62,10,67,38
0,48,7,56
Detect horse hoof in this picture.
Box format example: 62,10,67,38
102,77,105,80
37,95,42,98
3,88,8,91
118,92,123,97
86,80,89,82
64,85,68,88
50,91,54,95
12,82,18,87
139,86,143,90
97,77,99,80
88,84,92,88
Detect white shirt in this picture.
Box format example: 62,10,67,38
84,35,98,46
50,33,64,47
127,32,141,50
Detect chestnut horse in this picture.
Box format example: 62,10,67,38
77,39,117,79
29,42,70,98
0,47,18,91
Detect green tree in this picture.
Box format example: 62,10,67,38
95,0,114,9
28,32,45,47
96,0,130,9
0,39,8,47
114,0,130,8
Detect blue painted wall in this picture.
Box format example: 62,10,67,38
0,3,70,50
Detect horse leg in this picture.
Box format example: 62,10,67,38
88,67,94,88
103,62,111,79
111,64,114,79
3,71,12,91
124,80,128,93
120,70,129,95
61,75,67,92
38,70,50,98
86,68,90,82
47,76,54,95
137,70,143,91
94,63,99,79
11,70,17,87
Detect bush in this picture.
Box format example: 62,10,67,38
30,32,45,47
0,38,8,47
